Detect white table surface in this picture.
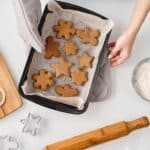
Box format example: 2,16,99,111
0,0,150,150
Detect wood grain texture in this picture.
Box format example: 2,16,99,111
44,117,149,150
0,54,22,119
0,107,5,118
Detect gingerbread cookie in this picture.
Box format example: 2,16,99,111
71,68,88,86
44,36,61,59
53,20,76,40
63,40,78,56
76,27,100,46
55,84,79,97
51,57,73,77
78,52,94,68
32,69,54,91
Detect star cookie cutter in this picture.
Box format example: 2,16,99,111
21,113,41,136
0,86,6,107
0,135,20,150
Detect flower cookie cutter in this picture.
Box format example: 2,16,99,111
0,135,20,150
0,86,6,107
21,113,42,136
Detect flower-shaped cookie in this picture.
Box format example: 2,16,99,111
32,69,54,91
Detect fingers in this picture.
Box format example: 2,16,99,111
110,55,120,62
108,42,120,59
108,46,119,59
111,57,126,67
108,42,116,49
108,39,131,67
110,50,129,67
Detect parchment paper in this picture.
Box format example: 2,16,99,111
22,0,114,110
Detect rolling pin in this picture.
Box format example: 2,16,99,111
44,116,149,150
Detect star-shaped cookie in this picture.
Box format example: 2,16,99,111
78,52,94,68
71,68,88,86
32,69,54,91
63,40,78,56
44,36,60,59
53,20,76,40
55,84,79,97
51,57,73,77
76,27,100,46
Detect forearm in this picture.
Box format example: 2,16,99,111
127,0,150,35
109,0,150,66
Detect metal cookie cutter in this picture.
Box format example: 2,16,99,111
21,113,42,136
0,86,6,107
0,135,20,150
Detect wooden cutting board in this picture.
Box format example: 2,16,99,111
0,53,22,119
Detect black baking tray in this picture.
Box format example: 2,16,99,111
19,1,111,114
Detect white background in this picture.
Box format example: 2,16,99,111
0,0,150,150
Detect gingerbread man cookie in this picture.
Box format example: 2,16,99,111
44,36,61,59
63,40,78,56
71,68,88,86
53,20,76,40
55,84,79,97
51,57,73,77
32,69,54,91
78,52,94,68
76,27,100,46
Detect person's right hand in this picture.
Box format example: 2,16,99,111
108,29,137,67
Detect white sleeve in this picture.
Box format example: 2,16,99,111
12,0,44,53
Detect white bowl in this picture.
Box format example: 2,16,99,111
132,57,150,102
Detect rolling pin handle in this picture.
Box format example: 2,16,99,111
126,116,150,132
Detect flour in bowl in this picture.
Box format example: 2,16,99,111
135,62,150,101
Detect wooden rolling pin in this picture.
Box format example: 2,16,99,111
44,116,149,150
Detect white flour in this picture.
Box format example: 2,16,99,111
135,62,150,101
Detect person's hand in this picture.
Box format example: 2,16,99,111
108,29,137,67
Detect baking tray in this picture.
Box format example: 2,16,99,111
19,1,111,114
